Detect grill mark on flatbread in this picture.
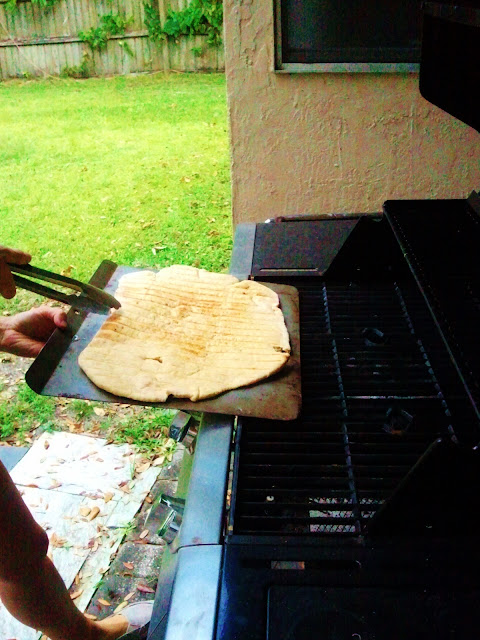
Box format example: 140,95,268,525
78,266,290,402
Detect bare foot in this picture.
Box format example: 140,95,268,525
94,614,128,639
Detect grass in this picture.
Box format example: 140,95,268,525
102,408,177,457
0,72,232,314
0,72,231,453
0,376,178,454
0,382,57,442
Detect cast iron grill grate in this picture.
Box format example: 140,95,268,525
232,281,455,538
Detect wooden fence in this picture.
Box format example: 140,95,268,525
0,0,224,79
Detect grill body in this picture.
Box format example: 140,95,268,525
218,203,480,639
148,199,480,640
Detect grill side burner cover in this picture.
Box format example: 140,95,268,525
251,219,359,277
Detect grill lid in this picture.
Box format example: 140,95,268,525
384,196,480,432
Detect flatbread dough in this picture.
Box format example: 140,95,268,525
78,265,290,402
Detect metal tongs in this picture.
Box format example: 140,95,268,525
9,263,121,315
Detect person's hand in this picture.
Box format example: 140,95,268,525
0,306,67,358
0,245,32,299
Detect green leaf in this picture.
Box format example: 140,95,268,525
143,0,222,47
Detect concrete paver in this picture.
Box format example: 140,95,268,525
85,445,185,623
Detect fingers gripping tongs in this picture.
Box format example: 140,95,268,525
9,264,121,315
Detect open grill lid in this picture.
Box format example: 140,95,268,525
420,1,480,133
384,195,480,433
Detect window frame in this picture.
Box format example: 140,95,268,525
274,0,421,73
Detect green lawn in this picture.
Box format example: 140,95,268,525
0,72,232,314
0,72,231,449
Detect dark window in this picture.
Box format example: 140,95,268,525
279,0,422,65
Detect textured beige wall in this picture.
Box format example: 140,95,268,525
224,0,480,225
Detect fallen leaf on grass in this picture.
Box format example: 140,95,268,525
137,584,155,594
61,265,75,277
123,561,134,570
135,461,151,474
98,598,111,607
66,420,84,433
94,407,106,417
139,529,149,539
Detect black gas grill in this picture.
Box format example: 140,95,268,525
148,203,480,640
215,204,480,640
230,200,480,544
147,4,480,639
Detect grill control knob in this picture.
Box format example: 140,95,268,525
168,411,199,454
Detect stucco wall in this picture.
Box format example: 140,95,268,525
223,0,480,225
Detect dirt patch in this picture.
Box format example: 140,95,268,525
0,353,30,384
